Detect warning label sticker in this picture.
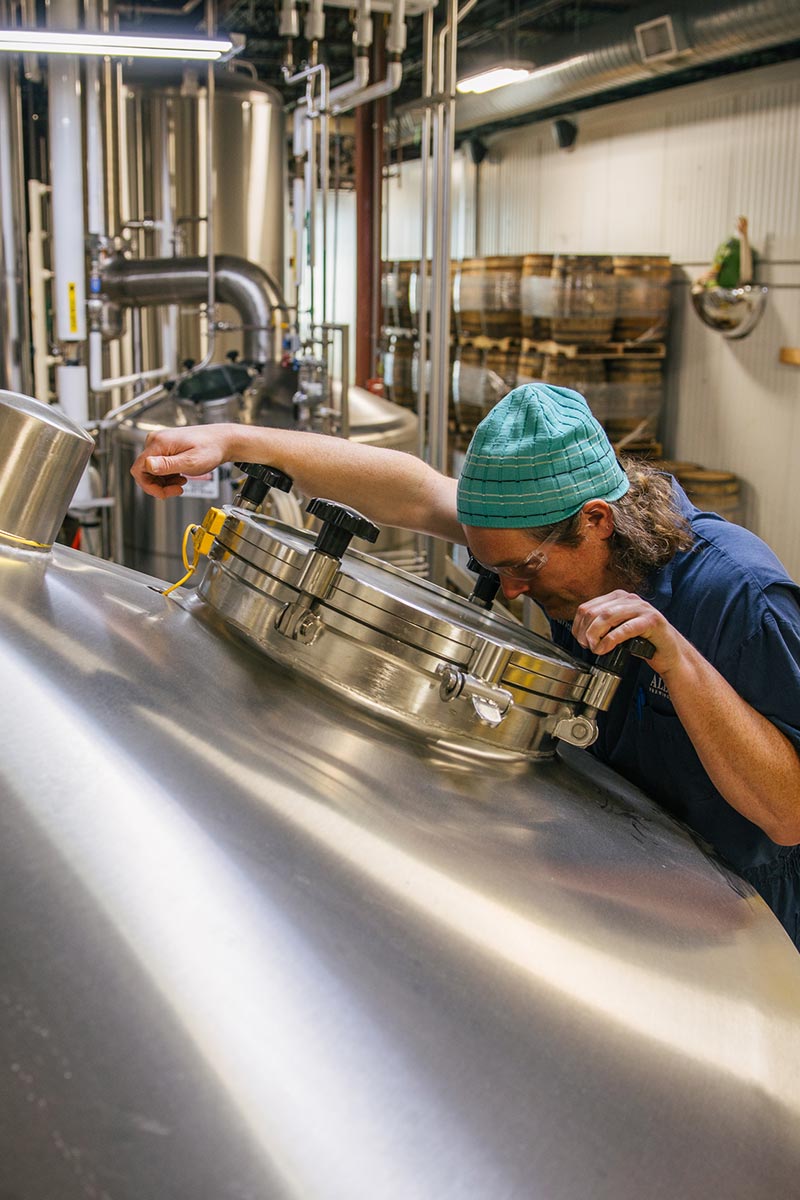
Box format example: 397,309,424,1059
182,469,220,499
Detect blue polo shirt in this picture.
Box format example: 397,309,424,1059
551,482,800,948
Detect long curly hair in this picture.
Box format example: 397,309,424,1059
534,457,694,591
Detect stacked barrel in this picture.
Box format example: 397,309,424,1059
379,253,743,523
450,257,522,452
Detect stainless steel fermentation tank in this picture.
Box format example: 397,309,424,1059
110,367,419,580
120,69,286,366
2,389,800,1200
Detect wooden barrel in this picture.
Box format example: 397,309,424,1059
451,343,516,437
381,260,418,329
652,459,701,478
604,357,664,425
381,337,417,408
520,253,554,339
452,256,523,338
542,355,607,387
516,349,545,385
673,467,744,523
550,254,617,344
612,255,672,341
604,415,662,459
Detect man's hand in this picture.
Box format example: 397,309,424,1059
130,425,234,498
571,590,688,677
573,592,800,844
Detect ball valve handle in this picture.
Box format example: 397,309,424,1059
466,554,501,610
595,636,656,675
306,498,380,559
233,462,294,511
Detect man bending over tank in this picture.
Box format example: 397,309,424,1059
131,382,800,947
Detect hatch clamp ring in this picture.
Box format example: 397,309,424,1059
436,663,514,728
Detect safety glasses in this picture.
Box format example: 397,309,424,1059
469,525,562,582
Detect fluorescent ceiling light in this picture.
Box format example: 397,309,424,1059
456,63,534,95
0,29,236,60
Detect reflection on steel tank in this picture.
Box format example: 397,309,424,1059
121,70,286,367
3,387,800,1199
110,365,419,582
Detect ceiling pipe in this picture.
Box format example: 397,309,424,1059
450,0,800,135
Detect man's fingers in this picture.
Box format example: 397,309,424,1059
145,453,188,475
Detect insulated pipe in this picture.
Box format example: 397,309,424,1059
285,62,329,335
100,255,288,364
328,0,372,108
47,0,86,344
328,55,369,109
0,55,25,391
331,0,406,115
84,0,105,239
322,0,434,10
453,0,800,134
331,60,402,115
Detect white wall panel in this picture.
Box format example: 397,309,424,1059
385,60,800,575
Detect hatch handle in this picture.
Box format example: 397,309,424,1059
306,498,380,559
233,462,294,511
595,636,656,676
465,554,502,610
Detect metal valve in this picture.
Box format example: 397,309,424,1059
233,462,294,512
466,554,501,610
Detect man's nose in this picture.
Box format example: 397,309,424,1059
500,576,529,601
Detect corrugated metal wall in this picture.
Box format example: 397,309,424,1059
385,61,800,576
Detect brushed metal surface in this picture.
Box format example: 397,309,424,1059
0,390,93,547
2,542,800,1199
200,511,591,755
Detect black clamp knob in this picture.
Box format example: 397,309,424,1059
306,497,380,559
466,554,501,610
234,462,294,509
596,636,656,676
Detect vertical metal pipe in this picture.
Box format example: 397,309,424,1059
0,53,29,392
355,86,375,385
47,0,87,344
425,0,461,585
158,95,178,376
305,80,317,334
200,0,218,370
415,5,434,463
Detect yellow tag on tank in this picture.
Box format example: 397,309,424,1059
68,282,78,334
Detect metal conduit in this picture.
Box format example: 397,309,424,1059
454,0,800,134
100,255,289,365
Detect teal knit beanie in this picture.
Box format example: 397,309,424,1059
456,383,629,528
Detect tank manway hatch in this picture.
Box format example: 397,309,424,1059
189,485,642,759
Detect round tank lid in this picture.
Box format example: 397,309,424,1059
197,510,593,759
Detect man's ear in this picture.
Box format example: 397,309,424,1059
582,500,615,539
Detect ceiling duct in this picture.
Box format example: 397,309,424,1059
449,0,800,136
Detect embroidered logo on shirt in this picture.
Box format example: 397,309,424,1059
648,675,671,701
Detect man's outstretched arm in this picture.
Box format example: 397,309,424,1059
130,422,464,543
